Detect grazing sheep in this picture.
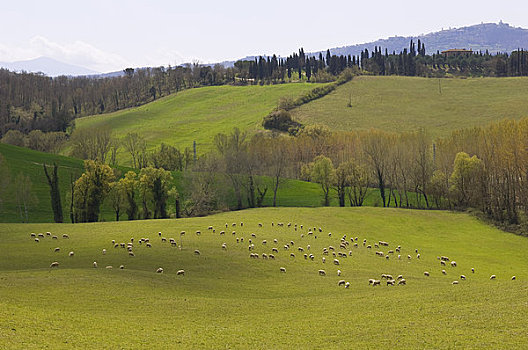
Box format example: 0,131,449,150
290,240,294,246
262,253,268,259
512,276,516,280
272,248,279,253
106,266,113,269
220,231,225,235
129,252,135,257
338,280,346,286
50,261,59,268
146,243,152,248
415,249,418,253
451,261,457,267
333,259,340,266
222,243,227,250
385,255,390,260
398,255,401,259
262,240,267,245
372,280,381,286
251,234,256,238
337,270,341,276
398,279,406,285
308,231,313,235
452,280,459,285
290,253,295,258
269,254,275,260
232,231,236,235
258,223,263,227
273,239,278,243
366,245,372,249
93,261,98,268
177,270,185,276
471,268,475,273
395,247,400,253
283,245,289,250
387,279,396,286
280,267,286,273
441,260,446,266
102,249,107,255
194,250,201,255
114,244,119,248
374,243,379,248
240,222,243,227
460,275,466,280
442,270,447,275
30,233,36,237
345,282,350,288
62,234,69,239
328,233,332,237
424,271,430,277
490,275,496,280
52,235,58,240
196,231,201,235
417,254,420,259
69,251,74,257
375,251,384,257
388,250,394,254
322,257,326,263
397,275,403,280
54,247,60,252
156,267,164,273
309,254,314,261
162,237,167,242
208,226,213,230
318,270,326,276
298,247,304,252
35,238,40,243
307,245,311,250
38,233,44,238
407,255,412,260
119,265,125,269
441,256,450,261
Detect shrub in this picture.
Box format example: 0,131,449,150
262,109,302,133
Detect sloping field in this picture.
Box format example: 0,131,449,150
74,83,318,163
0,207,526,348
291,76,528,137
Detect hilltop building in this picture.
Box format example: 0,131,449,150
441,49,474,57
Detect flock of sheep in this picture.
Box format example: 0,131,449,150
31,219,518,288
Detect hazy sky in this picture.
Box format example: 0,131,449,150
1,0,527,73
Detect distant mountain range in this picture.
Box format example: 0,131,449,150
0,56,99,77
2,22,527,77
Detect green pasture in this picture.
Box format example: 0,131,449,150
291,76,528,137
73,83,318,165
0,207,526,348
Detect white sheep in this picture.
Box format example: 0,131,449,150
54,247,60,252
50,261,59,268
424,271,430,277
280,267,286,273
119,265,125,269
471,268,475,273
196,230,201,235
338,280,346,286
387,279,396,286
452,280,459,285
102,249,107,255
38,233,44,238
290,253,295,258
451,261,457,267
333,259,340,266
93,261,98,268
337,270,341,276
34,238,40,243
52,235,58,240
46,232,51,236
460,275,466,280
322,257,326,263
222,243,227,250
106,265,113,269
194,250,201,255
69,251,74,257
156,267,164,273
269,254,275,259
62,234,69,239
490,275,496,280
398,279,406,285
177,269,185,276
318,270,326,276
129,252,135,257
512,276,516,280
372,280,381,286
442,269,447,275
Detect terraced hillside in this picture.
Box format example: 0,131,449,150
291,76,528,137
0,207,526,348
74,83,318,164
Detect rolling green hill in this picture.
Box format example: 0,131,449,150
291,76,528,138
1,207,526,348
73,83,318,165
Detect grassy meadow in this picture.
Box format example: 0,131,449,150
291,76,528,137
73,83,319,165
0,207,527,348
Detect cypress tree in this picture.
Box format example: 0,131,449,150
43,162,63,223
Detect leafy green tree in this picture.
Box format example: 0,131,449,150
73,160,115,222
346,162,369,207
310,155,335,206
139,167,173,219
119,171,139,220
106,181,126,221
449,152,484,208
